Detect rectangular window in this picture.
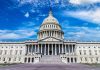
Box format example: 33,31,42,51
10,50,12,55
20,50,22,55
0,50,2,55
84,50,86,55
4,50,7,55
9,58,11,61
79,50,81,55
15,50,18,55
3,58,5,61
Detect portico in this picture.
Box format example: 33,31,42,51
26,42,76,55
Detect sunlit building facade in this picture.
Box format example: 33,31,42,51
0,10,100,64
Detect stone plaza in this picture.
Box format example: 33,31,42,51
0,64,100,70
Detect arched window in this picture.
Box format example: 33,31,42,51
74,58,77,62
32,58,34,62
71,58,73,63
67,58,69,63
28,58,30,63
24,58,27,62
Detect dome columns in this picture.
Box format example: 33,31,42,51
38,30,64,40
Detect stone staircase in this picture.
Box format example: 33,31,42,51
38,55,65,64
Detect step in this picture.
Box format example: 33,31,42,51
38,55,65,64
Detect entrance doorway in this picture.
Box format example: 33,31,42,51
49,51,52,55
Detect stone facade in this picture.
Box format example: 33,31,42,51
0,10,100,64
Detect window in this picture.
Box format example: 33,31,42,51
15,50,18,55
3,58,5,61
80,57,82,61
20,50,22,55
79,50,82,55
84,50,86,55
4,50,7,55
0,50,2,55
54,25,55,28
89,50,91,55
94,50,97,55
9,58,11,61
85,58,87,61
91,58,93,62
14,58,16,61
96,57,98,61
10,50,12,55
19,58,21,61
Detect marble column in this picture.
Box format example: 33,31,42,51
55,44,57,55
62,44,64,54
44,44,46,55
68,44,70,55
41,44,42,54
35,45,36,53
59,44,60,55
48,44,49,55
31,45,33,54
65,44,67,54
27,45,29,54
26,45,28,55
31,45,32,55
37,45,39,53
52,44,53,55
72,45,73,55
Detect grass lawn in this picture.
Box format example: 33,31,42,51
84,63,100,67
0,63,18,67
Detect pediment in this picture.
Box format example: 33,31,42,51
38,37,63,42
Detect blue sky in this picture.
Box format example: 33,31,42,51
0,0,100,41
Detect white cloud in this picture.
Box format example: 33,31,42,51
24,12,29,18
63,26,100,41
69,0,100,5
55,0,60,3
65,8,100,24
0,20,39,40
0,29,36,39
20,0,34,4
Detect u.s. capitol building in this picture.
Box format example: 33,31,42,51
0,10,100,64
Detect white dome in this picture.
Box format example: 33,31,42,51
42,11,59,25
38,10,64,40
40,11,61,31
